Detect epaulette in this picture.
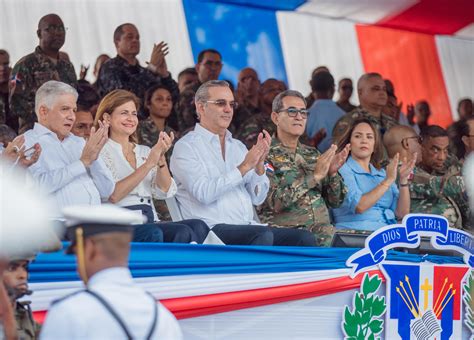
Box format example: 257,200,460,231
51,290,86,306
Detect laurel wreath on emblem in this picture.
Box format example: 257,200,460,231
464,270,474,333
343,273,386,340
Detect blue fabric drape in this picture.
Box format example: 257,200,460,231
28,243,465,283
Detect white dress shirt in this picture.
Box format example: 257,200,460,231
100,139,177,222
24,123,115,218
170,124,269,227
40,267,183,340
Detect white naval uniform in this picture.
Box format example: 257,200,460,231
40,267,182,340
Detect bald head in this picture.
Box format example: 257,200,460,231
37,14,65,53
384,125,422,162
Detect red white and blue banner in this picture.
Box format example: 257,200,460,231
28,240,472,339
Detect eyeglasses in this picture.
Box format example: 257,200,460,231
43,25,67,33
401,136,422,145
278,107,309,119
341,86,353,90
206,99,239,109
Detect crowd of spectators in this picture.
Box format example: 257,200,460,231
1,12,473,340
1,13,472,248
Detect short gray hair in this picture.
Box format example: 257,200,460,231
195,80,229,104
272,90,306,113
35,80,78,114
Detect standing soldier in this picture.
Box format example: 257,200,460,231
2,258,40,340
9,14,77,132
259,90,349,246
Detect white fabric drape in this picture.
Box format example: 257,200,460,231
0,0,194,82
436,36,474,120
276,10,364,101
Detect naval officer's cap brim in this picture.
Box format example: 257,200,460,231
63,204,146,254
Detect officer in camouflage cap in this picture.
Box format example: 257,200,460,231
9,14,77,133
332,73,398,145
259,90,349,246
384,124,471,230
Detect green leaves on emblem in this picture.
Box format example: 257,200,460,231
342,273,386,340
464,271,474,334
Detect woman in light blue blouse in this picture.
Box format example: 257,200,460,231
332,118,415,231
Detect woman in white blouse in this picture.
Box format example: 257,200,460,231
94,89,209,243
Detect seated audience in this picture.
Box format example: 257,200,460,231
23,81,114,218
177,67,199,93
333,73,398,144
336,78,356,113
411,100,431,133
448,116,474,162
0,124,16,150
260,90,349,246
2,257,40,339
138,84,178,151
95,89,209,243
305,71,346,152
458,97,473,120
233,67,260,128
332,118,415,231
171,80,315,246
236,78,286,148
384,124,471,230
71,109,94,139
305,66,330,109
96,23,178,106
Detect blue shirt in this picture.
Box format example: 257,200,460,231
306,99,346,152
331,156,399,231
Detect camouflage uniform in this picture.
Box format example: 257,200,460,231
15,301,41,340
332,107,399,143
96,55,179,105
260,138,347,246
235,112,276,149
0,92,6,124
9,46,77,132
410,165,471,230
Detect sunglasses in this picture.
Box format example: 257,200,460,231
206,99,239,110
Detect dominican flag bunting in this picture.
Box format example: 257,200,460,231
27,243,471,339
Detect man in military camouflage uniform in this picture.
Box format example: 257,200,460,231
384,124,471,230
235,79,285,149
9,14,77,133
0,50,12,129
96,23,178,110
259,90,349,246
332,73,398,145
2,258,40,340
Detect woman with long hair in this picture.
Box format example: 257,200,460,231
94,89,209,243
331,118,416,231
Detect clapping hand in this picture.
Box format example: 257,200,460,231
328,143,350,176
147,131,174,166
399,153,416,184
80,120,109,167
314,144,337,182
385,153,399,185
147,42,170,78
